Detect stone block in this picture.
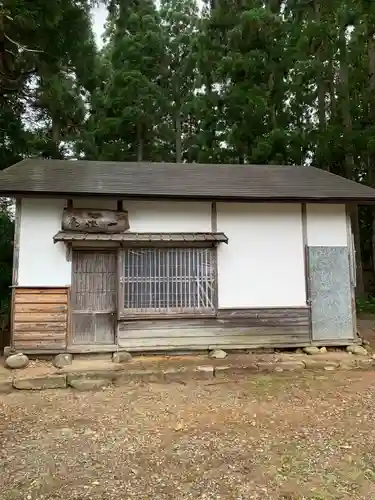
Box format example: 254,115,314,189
66,370,119,384
208,349,227,359
53,353,72,369
69,378,112,391
115,370,164,385
112,351,132,363
338,358,357,369
214,364,258,378
303,359,339,370
3,346,16,358
257,362,278,372
194,365,214,379
0,379,13,393
162,366,213,382
273,361,305,372
13,375,67,390
354,358,373,369
162,367,189,382
346,345,368,356
302,346,321,355
5,353,29,369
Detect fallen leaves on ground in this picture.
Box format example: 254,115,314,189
1,371,375,499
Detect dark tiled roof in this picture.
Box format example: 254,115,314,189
53,231,228,243
1,159,375,202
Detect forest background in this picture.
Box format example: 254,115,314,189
2,0,375,325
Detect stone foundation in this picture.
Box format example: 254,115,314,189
0,351,374,392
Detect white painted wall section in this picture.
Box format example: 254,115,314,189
217,203,306,308
306,204,347,246
121,200,211,232
18,198,212,287
73,198,117,210
73,199,212,232
18,199,71,286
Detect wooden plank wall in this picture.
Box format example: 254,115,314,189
13,288,68,351
117,307,310,351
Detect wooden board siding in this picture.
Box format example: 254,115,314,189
12,288,68,351
118,307,310,351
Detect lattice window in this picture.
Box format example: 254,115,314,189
120,247,216,315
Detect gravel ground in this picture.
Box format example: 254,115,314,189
1,372,375,500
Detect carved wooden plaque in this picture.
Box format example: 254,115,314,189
62,208,130,233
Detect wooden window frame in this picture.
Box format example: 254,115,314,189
117,246,217,320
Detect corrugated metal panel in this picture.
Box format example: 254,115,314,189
2,159,375,201
54,231,229,243
308,246,354,341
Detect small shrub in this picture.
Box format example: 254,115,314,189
356,295,375,315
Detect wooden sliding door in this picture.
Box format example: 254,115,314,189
71,250,117,346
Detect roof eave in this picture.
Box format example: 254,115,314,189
1,190,375,204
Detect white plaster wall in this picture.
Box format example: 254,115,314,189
73,198,117,210
73,198,212,232
306,204,348,246
217,203,306,308
18,198,71,287
18,198,212,287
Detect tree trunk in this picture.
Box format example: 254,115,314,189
136,122,143,161
51,118,61,159
268,71,277,129
339,31,353,176
368,30,375,280
350,206,365,296
175,110,182,163
328,62,337,124
314,0,327,171
316,76,327,169
205,75,215,162
0,9,5,91
338,27,365,294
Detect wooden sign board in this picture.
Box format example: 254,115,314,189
62,208,130,233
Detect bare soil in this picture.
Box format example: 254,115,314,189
1,372,375,500
358,316,375,346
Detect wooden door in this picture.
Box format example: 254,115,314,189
71,251,117,345
308,246,355,342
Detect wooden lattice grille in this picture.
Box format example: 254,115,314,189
120,247,216,315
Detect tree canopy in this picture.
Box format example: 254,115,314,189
3,0,375,297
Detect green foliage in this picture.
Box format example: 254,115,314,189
5,0,375,293
0,206,13,316
356,296,375,315
1,0,97,161
85,0,166,161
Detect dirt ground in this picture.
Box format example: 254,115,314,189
358,316,375,346
1,372,375,500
